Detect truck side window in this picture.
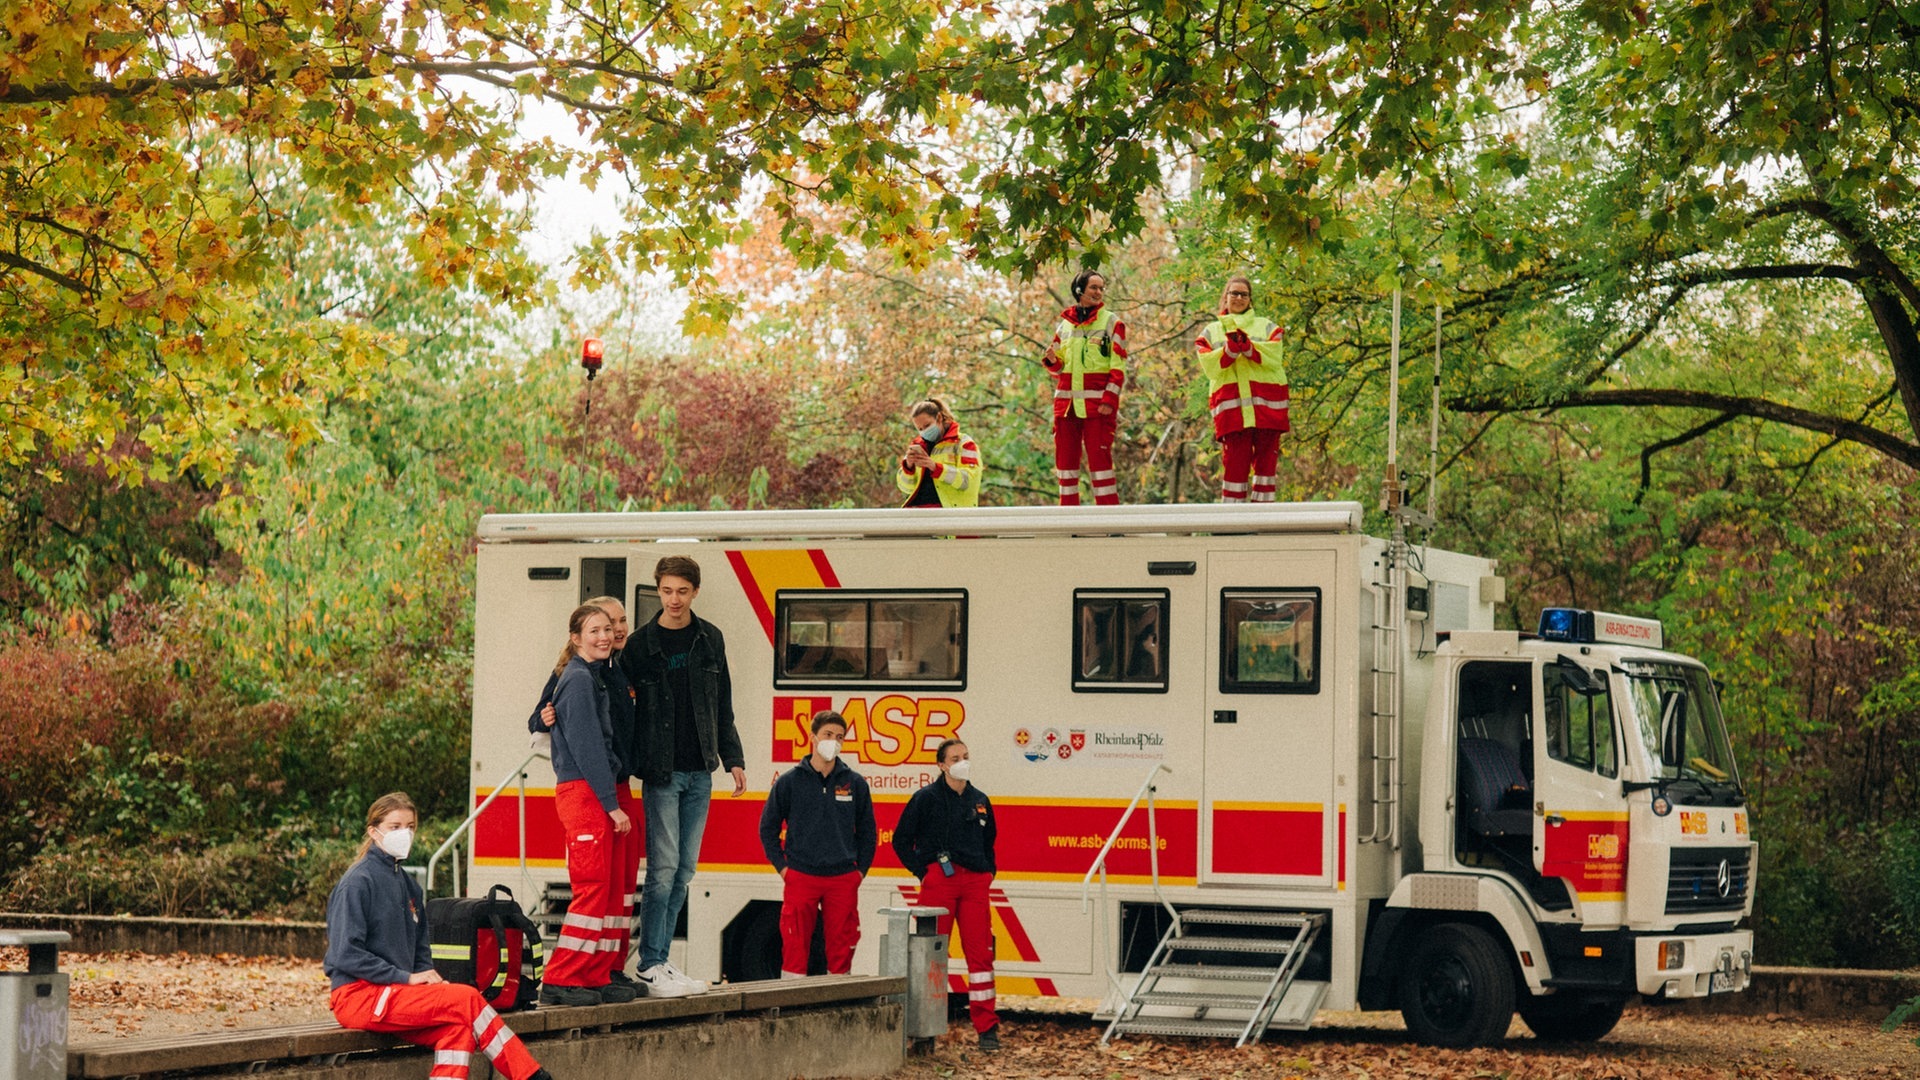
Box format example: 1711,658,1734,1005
774,590,967,690
1219,588,1320,695
629,586,663,627
1073,590,1170,693
1545,666,1618,778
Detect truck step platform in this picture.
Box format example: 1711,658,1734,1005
1177,910,1319,929
1130,990,1269,1008
1104,909,1327,1047
1143,962,1294,980
1105,1017,1258,1040
1164,935,1304,954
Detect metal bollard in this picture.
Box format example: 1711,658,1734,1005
877,906,949,1050
0,930,70,1080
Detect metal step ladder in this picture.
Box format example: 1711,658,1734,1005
1104,910,1329,1047
534,883,571,940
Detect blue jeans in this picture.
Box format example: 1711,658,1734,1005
639,769,713,969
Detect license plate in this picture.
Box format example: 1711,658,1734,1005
1710,971,1737,993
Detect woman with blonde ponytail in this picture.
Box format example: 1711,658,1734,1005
897,397,984,508
325,793,558,1080
538,604,637,1006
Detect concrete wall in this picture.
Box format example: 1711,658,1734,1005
0,913,325,958
258,1003,903,1080
1665,965,1920,1022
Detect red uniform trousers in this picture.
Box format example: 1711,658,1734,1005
330,980,541,1080
917,867,997,1033
780,869,861,977
1219,428,1281,502
604,782,643,974
545,779,619,987
1053,412,1119,506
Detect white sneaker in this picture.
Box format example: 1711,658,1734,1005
659,961,708,994
636,964,697,998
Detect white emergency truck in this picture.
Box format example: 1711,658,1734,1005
457,502,1755,1047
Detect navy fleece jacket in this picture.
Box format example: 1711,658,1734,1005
323,848,430,990
759,757,877,877
529,657,636,782
551,655,621,812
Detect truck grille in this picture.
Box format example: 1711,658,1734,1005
1666,846,1751,914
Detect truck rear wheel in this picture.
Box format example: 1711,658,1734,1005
1399,922,1516,1047
1518,994,1626,1042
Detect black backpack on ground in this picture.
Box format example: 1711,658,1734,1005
427,884,545,1011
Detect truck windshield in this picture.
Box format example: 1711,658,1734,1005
1621,661,1742,803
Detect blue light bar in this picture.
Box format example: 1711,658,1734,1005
1537,607,1666,649
1538,607,1594,642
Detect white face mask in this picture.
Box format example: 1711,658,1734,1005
947,759,972,783
918,423,943,442
377,827,414,861
814,738,841,762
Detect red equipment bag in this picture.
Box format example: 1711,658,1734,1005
427,884,545,1011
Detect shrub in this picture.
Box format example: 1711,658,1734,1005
1753,819,1920,969
0,816,463,920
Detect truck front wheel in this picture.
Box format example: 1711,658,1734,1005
1518,994,1626,1042
1399,922,1516,1047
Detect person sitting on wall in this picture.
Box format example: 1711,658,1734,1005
325,792,560,1080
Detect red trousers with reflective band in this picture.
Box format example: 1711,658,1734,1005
1219,428,1281,502
1053,413,1118,505
330,981,541,1080
918,867,997,1032
780,869,861,977
601,782,643,974
546,778,618,987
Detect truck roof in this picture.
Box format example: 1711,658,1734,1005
477,501,1368,543
1441,630,1704,668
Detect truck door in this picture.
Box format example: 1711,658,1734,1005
1534,656,1628,924
1201,551,1338,887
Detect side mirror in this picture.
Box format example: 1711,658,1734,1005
1554,655,1606,696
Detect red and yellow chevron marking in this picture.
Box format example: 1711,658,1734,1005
897,884,1060,997
725,549,840,644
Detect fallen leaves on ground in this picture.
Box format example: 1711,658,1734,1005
893,1005,1919,1080
16,949,1917,1078
48,951,332,1040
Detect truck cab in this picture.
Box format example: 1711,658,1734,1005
1373,609,1755,1045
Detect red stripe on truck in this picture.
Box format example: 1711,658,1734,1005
474,790,1201,882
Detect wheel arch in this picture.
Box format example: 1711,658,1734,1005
1359,873,1554,1010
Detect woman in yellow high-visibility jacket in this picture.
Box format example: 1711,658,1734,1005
897,397,984,508
1195,276,1288,502
1041,270,1126,504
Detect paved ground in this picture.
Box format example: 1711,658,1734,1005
24,950,1920,1077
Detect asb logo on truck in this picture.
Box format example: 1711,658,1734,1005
773,695,964,766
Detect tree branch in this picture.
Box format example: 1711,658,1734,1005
1448,387,1920,471
0,250,91,295
0,56,668,107
1755,197,1920,313
1633,412,1742,505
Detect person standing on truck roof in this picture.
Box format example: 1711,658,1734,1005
540,603,638,1006
326,792,560,1080
1042,269,1127,505
528,597,643,987
890,739,1002,1052
759,710,878,977
620,555,748,998
1196,276,1289,502
898,397,984,507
